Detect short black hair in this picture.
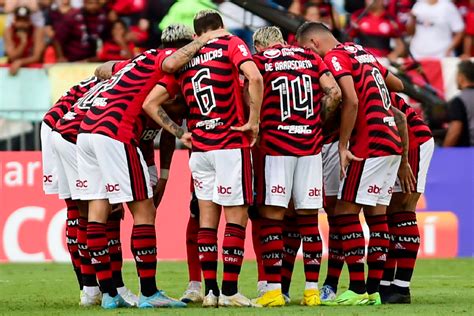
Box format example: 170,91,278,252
296,21,331,41
458,60,474,83
193,10,224,36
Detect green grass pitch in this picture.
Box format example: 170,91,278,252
0,259,473,315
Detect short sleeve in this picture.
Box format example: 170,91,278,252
448,97,467,122
252,54,265,73
157,48,176,71
447,3,465,33
228,36,254,69
112,59,131,74
323,50,352,80
157,74,180,98
375,60,389,78
311,52,330,77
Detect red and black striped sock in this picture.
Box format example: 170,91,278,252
131,224,158,297
324,216,344,290
338,214,366,294
392,212,420,295
77,217,97,287
198,228,219,296
107,211,124,288
65,199,82,290
281,216,301,294
381,214,397,291
87,221,116,296
259,218,283,286
186,216,201,282
365,215,390,294
222,223,246,296
297,214,322,287
251,218,266,282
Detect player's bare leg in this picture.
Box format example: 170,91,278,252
321,195,343,303
381,193,421,304
198,200,221,307
363,204,390,305
295,208,323,306
253,205,286,307
128,198,185,308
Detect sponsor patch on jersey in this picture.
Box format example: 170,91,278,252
263,49,281,59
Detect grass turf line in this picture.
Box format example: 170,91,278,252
0,259,473,315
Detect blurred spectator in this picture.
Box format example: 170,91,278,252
4,6,45,75
344,0,364,13
4,0,45,26
54,0,108,61
460,0,474,57
159,0,217,31
289,0,341,30
139,0,173,48
408,0,464,58
444,60,474,147
349,0,405,59
107,0,149,47
97,18,134,60
387,0,415,29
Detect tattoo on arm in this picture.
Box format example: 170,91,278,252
164,39,206,72
156,106,185,139
321,85,340,121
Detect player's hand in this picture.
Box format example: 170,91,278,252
203,29,231,42
397,161,416,194
153,178,168,208
231,121,259,146
9,60,22,76
339,148,363,179
179,132,192,149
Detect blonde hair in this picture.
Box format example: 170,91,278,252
161,23,194,43
253,26,284,48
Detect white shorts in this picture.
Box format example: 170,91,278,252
261,154,323,209
41,123,58,195
322,141,340,197
394,138,434,193
338,155,401,206
77,134,152,204
189,148,253,206
148,165,158,187
51,132,81,200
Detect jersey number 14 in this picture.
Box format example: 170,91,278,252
271,74,314,121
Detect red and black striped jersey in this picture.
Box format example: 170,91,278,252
78,49,178,145
391,93,432,148
253,44,328,156
42,77,98,129
324,42,402,158
53,77,101,143
176,35,254,152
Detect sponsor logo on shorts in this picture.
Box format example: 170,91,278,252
367,185,381,194
271,185,286,195
308,187,321,197
43,175,53,183
105,184,120,192
387,186,393,195
76,180,88,188
193,179,203,190
141,129,160,141
217,185,232,195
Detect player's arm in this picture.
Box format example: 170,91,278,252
94,59,131,80
392,106,416,193
161,29,230,73
142,85,192,148
231,61,264,146
337,75,363,178
385,72,404,92
319,71,342,121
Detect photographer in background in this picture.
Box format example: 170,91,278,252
3,6,45,75
444,60,474,147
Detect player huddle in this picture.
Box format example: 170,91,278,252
40,9,434,309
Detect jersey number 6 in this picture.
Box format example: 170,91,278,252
191,68,217,116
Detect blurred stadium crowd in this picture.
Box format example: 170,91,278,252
1,0,474,74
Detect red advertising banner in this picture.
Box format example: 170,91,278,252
0,151,458,262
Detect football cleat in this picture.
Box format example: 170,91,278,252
79,287,101,306
257,281,268,297
301,288,321,306
219,292,259,307
368,292,382,305
202,290,219,308
180,282,203,303
117,286,139,307
335,290,369,306
101,293,131,309
320,285,337,305
253,289,285,307
283,293,291,304
385,291,411,304
138,290,187,308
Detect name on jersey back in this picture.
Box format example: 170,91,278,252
182,48,223,71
